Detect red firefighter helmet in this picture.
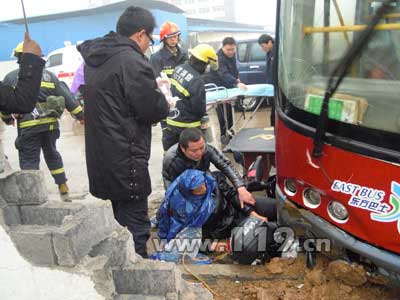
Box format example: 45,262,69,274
159,21,181,41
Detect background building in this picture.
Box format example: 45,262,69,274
0,0,187,62
160,0,235,21
0,0,271,79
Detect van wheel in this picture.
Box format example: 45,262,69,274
235,97,260,112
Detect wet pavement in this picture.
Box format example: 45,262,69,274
1,105,272,203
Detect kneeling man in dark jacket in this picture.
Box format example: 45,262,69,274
162,128,276,239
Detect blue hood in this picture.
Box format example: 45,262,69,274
158,169,216,241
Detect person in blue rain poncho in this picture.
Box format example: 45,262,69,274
150,169,216,263
157,169,216,242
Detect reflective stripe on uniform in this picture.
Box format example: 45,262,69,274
166,118,201,128
19,117,57,129
162,68,174,75
40,82,56,89
71,106,83,115
50,167,65,175
170,78,190,97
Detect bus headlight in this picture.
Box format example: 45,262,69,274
284,179,297,196
328,201,349,223
303,188,321,208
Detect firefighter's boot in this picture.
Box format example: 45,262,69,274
59,183,69,195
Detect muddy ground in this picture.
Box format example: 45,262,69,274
208,255,399,300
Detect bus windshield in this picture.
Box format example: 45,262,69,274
278,0,400,137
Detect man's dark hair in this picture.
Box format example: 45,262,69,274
179,128,204,149
116,6,156,38
258,34,274,45
222,37,236,46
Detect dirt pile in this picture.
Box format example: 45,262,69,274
210,254,399,300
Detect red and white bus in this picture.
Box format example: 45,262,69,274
274,0,400,281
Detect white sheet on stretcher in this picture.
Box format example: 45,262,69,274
206,84,274,104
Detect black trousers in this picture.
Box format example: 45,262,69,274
111,198,150,258
203,172,277,240
16,129,66,185
162,125,183,152
270,99,275,127
216,103,233,136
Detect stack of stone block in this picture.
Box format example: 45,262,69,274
0,170,212,300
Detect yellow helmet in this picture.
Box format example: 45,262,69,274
13,42,24,57
190,44,218,70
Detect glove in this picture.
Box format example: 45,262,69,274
166,96,179,110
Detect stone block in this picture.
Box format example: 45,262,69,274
0,196,21,226
1,205,21,226
9,225,57,266
20,202,85,226
0,171,47,205
180,280,213,300
112,261,180,296
15,171,48,205
90,228,137,267
77,255,116,299
53,201,119,266
165,293,178,300
0,172,21,204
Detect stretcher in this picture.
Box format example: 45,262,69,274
205,83,275,134
205,84,274,105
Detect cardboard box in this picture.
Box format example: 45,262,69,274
304,88,368,124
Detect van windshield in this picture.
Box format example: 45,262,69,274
46,53,63,68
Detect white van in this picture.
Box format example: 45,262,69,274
45,37,160,89
45,44,83,89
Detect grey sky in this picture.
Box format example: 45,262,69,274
235,0,276,29
1,0,276,28
0,0,91,21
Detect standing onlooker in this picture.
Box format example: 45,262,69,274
258,34,275,126
77,6,170,257
205,37,247,144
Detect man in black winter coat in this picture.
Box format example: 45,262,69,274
204,37,247,144
258,34,275,126
78,6,170,257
